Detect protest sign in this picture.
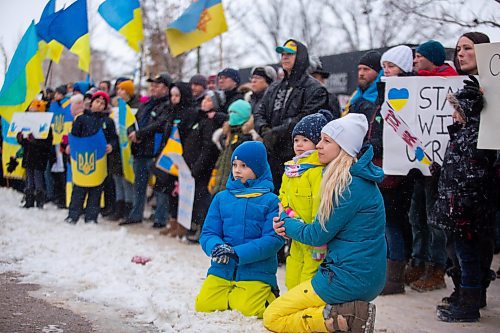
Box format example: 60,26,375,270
7,112,54,139
167,153,195,230
476,42,500,149
381,76,468,176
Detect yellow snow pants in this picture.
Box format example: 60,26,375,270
195,274,276,318
286,241,322,290
263,280,328,332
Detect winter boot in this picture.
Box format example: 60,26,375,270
437,287,481,322
35,191,45,209
404,259,426,285
380,260,406,295
410,263,446,292
323,301,376,333
108,201,125,221
160,218,177,236
22,193,35,208
186,224,202,243
438,267,461,310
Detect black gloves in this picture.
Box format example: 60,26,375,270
211,244,238,264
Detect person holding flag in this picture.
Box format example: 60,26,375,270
65,92,118,224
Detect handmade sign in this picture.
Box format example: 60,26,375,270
381,76,469,176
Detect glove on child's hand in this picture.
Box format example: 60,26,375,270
211,244,238,264
311,245,327,261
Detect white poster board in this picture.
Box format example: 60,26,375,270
7,112,54,139
476,42,500,149
167,153,195,230
381,76,468,176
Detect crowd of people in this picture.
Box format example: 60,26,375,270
1,31,499,332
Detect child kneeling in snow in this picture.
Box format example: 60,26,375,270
195,141,284,318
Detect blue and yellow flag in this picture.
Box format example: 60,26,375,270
166,0,228,57
98,0,144,52
50,97,71,144
117,98,136,183
0,21,44,123
69,130,107,187
49,0,90,72
156,121,183,176
36,0,64,63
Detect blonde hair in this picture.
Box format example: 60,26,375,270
317,150,356,229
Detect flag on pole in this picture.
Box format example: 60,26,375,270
166,0,228,57
117,98,136,183
0,21,44,123
36,0,64,63
98,0,144,52
49,0,90,72
156,120,183,176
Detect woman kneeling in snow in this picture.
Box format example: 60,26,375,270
264,114,386,333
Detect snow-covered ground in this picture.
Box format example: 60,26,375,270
1,187,499,332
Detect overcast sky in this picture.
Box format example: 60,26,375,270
0,0,499,86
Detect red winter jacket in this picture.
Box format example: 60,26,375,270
417,64,458,77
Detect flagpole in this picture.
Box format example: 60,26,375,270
219,35,223,68
137,43,144,94
196,46,201,74
43,60,53,89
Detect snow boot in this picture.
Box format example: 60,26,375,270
437,287,481,322
108,200,125,221
380,260,406,295
22,193,35,208
160,218,178,236
410,263,446,292
404,259,425,285
438,267,461,310
324,301,376,333
35,191,45,209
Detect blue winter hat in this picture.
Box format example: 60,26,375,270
416,40,446,66
228,99,252,126
231,141,268,178
292,111,330,145
73,81,91,94
218,68,241,85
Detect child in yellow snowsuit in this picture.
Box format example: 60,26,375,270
279,112,330,289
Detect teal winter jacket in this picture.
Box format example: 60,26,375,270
281,145,386,303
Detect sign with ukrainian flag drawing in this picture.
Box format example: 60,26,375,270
166,0,228,57
380,76,469,176
7,112,54,139
69,130,107,187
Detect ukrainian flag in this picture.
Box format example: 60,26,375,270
156,121,183,176
50,97,71,144
0,21,44,123
49,0,90,72
117,98,136,183
166,0,228,57
98,0,144,53
63,100,74,135
36,0,64,63
69,130,107,187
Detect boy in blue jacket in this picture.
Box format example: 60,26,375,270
196,141,284,318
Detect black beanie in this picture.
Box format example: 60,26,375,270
55,84,67,95
359,51,382,73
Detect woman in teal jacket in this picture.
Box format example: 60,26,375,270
264,113,386,333
196,141,285,318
